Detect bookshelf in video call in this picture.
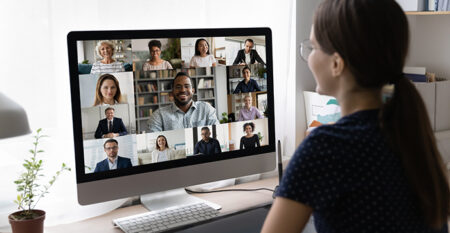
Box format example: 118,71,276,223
133,67,218,133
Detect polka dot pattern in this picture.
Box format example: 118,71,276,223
276,109,448,233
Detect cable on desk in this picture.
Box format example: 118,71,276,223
184,187,275,194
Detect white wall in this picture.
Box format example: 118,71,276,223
295,0,321,147
131,38,170,52
406,15,450,78
215,66,228,118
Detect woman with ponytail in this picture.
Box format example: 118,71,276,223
262,0,449,232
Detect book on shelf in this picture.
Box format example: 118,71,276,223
404,66,427,82
138,83,157,93
198,79,204,88
405,73,427,82
396,0,426,11
139,108,153,117
198,79,214,88
403,66,437,82
403,66,426,75
437,0,450,11
160,92,171,103
138,97,145,105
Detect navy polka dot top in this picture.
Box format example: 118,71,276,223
276,109,448,233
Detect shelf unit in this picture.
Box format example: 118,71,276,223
134,67,218,133
405,11,450,15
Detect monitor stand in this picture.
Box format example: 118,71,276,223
140,188,221,211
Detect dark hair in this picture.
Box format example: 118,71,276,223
194,39,210,56
155,135,169,150
104,107,115,114
93,74,122,106
243,122,255,132
172,72,193,88
201,126,210,132
148,40,162,50
103,138,118,148
242,66,251,75
244,39,254,45
314,0,449,228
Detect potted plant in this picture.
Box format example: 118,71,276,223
8,129,70,233
219,112,229,124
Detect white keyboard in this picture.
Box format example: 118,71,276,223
113,202,220,233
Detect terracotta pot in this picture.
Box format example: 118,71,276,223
8,209,46,233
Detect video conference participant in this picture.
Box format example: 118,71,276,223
93,73,123,106
142,40,173,71
94,107,128,139
93,139,132,173
90,41,125,74
232,39,266,66
148,72,219,132
238,95,263,121
189,38,217,68
240,122,260,150
233,66,261,94
151,135,176,163
194,127,221,155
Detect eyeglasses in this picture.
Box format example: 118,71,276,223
174,84,192,91
300,39,313,63
105,146,118,151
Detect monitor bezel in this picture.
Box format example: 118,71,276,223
67,27,275,184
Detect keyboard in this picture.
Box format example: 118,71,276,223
113,202,220,233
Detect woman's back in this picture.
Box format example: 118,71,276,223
277,109,448,232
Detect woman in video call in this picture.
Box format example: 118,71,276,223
142,40,173,71
189,38,216,68
233,66,261,94
90,40,125,74
262,0,449,232
151,135,176,163
238,95,263,121
239,122,260,150
93,74,123,106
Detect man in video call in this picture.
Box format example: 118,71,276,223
148,72,219,132
232,39,266,65
194,127,221,155
94,139,132,173
94,107,128,139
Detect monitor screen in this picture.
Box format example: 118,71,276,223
68,28,276,204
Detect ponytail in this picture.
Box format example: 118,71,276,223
380,77,450,228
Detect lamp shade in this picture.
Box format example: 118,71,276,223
0,92,31,139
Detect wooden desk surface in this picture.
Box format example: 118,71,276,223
45,177,278,233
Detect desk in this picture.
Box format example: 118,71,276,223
45,177,278,233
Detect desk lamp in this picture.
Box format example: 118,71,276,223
0,93,30,139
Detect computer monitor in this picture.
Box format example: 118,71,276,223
67,28,276,209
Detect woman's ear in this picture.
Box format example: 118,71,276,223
331,52,345,77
